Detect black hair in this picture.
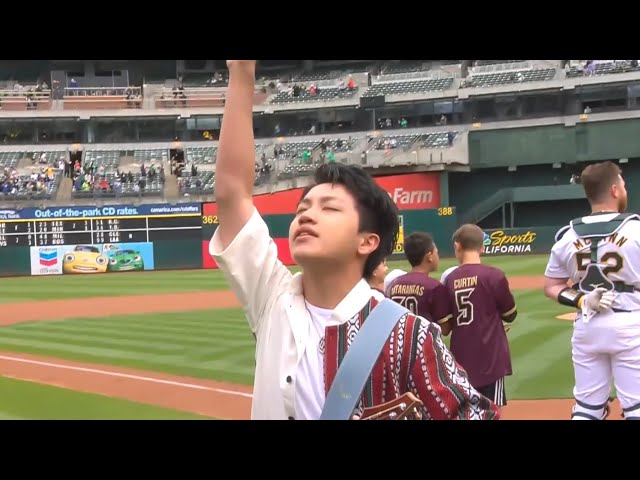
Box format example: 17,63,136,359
403,232,435,267
300,163,399,278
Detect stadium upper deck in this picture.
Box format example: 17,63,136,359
2,60,638,117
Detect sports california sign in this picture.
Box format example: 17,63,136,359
482,229,538,255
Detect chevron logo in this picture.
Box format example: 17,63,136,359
39,250,58,267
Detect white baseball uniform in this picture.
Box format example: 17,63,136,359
545,212,640,420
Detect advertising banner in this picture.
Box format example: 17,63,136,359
394,215,405,254
30,242,155,275
202,172,441,217
0,203,201,221
481,227,558,256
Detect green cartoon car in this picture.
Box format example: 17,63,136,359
107,249,144,272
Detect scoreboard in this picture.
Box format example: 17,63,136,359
0,204,203,248
0,215,202,248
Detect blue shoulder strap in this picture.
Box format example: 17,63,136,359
319,298,410,420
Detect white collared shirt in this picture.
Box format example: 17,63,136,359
210,207,384,420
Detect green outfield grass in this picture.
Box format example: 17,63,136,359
0,376,212,420
0,252,570,421
0,254,550,303
0,289,578,400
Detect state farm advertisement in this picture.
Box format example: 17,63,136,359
222,172,441,215
375,173,440,210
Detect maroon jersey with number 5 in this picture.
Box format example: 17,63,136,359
386,272,453,325
442,264,516,389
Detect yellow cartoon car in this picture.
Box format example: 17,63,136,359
63,245,109,274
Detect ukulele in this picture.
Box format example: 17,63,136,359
359,392,424,420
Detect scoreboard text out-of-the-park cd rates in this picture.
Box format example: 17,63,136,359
0,215,203,248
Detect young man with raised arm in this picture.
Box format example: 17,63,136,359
209,60,499,421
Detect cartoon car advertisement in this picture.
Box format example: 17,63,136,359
30,242,154,275
63,245,109,274
106,248,145,272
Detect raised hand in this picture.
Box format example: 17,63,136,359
226,60,256,75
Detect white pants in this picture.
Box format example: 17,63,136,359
571,310,640,420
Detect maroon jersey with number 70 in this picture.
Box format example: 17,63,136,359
386,272,453,325
442,264,516,389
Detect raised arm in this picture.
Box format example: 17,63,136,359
216,60,258,250
209,60,292,334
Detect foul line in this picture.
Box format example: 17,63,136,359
0,355,253,399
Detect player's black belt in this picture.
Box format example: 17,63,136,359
613,282,638,293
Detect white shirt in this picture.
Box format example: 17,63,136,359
545,213,640,311
209,207,384,420
440,265,458,284
294,301,337,420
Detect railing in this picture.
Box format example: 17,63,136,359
153,86,268,109
0,88,52,111
468,61,533,75
460,188,513,225
374,69,454,84
62,86,143,110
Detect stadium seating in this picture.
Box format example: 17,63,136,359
0,169,62,200
83,150,122,170
277,162,316,180
382,62,430,75
420,132,459,148
178,170,215,195
270,87,359,104
72,170,164,199
185,146,217,165
294,71,341,82
566,60,640,78
323,137,357,152
133,148,169,164
369,134,420,150
0,152,23,169
476,60,525,66
276,141,320,159
461,68,556,88
362,78,454,97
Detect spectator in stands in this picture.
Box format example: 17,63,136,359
309,83,316,96
347,75,355,90
584,105,591,114
69,78,78,94
338,78,346,91
400,117,408,128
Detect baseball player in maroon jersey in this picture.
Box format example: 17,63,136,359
386,232,453,327
441,224,518,408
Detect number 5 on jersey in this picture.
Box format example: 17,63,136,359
455,288,475,326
